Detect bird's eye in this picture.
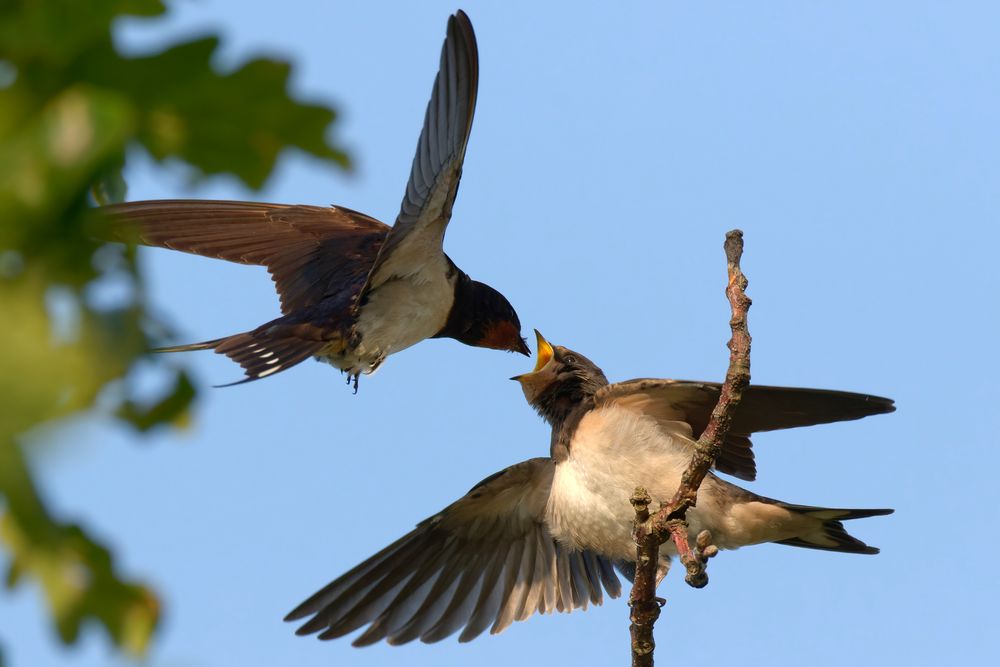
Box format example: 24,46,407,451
564,355,577,364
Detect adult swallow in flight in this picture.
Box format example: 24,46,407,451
104,11,528,388
285,332,894,645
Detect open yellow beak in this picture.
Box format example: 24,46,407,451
511,330,553,381
532,329,553,371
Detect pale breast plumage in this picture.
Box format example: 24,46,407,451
546,406,692,562
326,253,457,376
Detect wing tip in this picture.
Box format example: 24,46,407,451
283,605,311,624
863,394,896,415
451,10,475,42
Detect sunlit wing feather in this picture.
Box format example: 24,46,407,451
596,380,895,481
358,10,478,297
285,458,621,645
103,199,388,313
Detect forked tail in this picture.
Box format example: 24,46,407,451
776,503,894,555
154,323,333,386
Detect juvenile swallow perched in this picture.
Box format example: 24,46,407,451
286,332,894,646
104,11,528,387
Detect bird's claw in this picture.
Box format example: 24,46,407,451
681,530,719,589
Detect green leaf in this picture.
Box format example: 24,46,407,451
0,1,165,66
0,0,350,659
0,84,133,285
76,36,349,188
0,443,159,658
0,84,133,218
117,370,197,432
0,276,150,443
118,0,167,18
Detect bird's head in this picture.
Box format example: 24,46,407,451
511,330,608,424
439,278,529,355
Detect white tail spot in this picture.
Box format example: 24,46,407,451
257,365,283,378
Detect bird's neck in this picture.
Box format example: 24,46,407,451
432,267,474,341
532,378,604,429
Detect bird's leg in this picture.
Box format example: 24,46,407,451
352,373,360,394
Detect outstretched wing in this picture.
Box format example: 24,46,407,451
358,10,479,298
103,199,388,314
596,380,895,481
286,458,621,646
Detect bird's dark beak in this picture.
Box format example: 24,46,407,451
510,330,553,381
515,336,531,357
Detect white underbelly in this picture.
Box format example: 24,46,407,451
328,261,454,375
546,407,693,561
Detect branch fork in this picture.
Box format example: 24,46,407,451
629,229,752,667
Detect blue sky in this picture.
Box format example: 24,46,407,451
3,1,997,665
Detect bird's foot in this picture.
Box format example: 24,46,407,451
684,530,719,589
665,522,718,589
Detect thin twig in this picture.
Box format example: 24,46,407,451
629,229,752,667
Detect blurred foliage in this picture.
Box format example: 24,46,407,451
0,0,349,660
0,447,158,656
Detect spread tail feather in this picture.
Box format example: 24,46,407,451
776,504,894,555
153,326,330,385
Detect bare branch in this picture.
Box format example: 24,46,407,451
629,229,752,666
629,488,659,667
